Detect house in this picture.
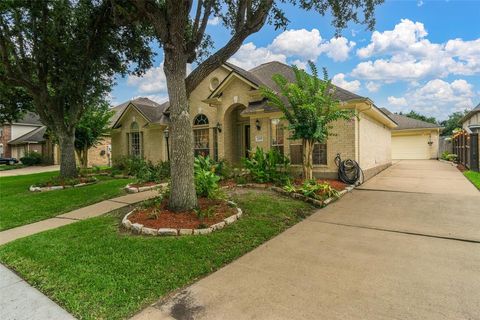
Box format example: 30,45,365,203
381,108,442,160
111,61,397,180
0,112,53,161
461,103,480,134
0,112,111,167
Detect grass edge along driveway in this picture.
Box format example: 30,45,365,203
464,170,480,189
0,171,133,231
0,191,314,320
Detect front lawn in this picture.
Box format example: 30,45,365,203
0,172,133,231
0,191,313,320
464,170,480,189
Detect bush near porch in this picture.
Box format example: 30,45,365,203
0,172,133,231
0,191,314,320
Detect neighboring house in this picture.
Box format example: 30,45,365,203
0,112,111,167
461,102,480,134
381,108,442,160
0,112,51,160
111,61,397,180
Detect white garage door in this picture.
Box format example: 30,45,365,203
392,135,430,159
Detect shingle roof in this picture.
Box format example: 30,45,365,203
111,98,169,127
8,126,46,145
461,102,480,123
380,108,440,130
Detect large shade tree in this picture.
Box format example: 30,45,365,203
0,0,152,177
261,62,354,179
127,0,384,211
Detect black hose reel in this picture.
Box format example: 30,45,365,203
334,153,364,185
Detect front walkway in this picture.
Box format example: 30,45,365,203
136,160,480,320
0,165,60,177
0,190,159,245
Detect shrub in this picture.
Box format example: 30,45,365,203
284,179,339,201
194,156,221,198
112,156,170,183
20,151,42,166
441,151,457,162
242,147,290,183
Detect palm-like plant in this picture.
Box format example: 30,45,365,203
261,61,355,180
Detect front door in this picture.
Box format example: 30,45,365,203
244,125,251,158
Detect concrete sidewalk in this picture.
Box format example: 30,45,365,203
0,189,159,246
0,165,60,177
0,264,76,320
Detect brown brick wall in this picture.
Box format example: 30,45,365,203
0,125,12,157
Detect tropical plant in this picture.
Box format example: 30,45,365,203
284,179,339,200
261,62,354,179
194,166,221,199
243,147,290,183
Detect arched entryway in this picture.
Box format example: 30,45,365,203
223,104,250,164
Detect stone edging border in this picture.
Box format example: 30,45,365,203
122,200,242,236
124,182,168,193
438,159,457,167
270,185,354,207
29,178,98,192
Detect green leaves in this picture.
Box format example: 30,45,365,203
242,147,290,183
260,61,354,144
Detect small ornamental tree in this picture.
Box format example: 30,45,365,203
126,0,384,211
261,61,354,180
74,101,114,168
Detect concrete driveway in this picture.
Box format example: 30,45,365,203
0,165,59,177
137,160,480,320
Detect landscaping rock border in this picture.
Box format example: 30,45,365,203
29,178,98,192
122,200,242,237
124,182,168,193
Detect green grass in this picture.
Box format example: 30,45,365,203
0,191,313,320
0,172,133,231
464,170,480,189
0,164,26,171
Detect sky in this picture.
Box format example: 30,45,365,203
111,0,480,121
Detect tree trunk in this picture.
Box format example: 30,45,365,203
82,146,89,168
164,51,198,211
302,139,314,180
58,131,78,178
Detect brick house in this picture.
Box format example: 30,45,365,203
111,61,397,180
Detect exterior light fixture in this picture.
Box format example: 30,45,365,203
256,119,261,131
216,122,222,133
271,118,280,125
164,128,170,160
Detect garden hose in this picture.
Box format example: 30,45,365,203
334,153,364,185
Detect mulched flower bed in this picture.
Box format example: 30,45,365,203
30,176,98,191
128,197,238,230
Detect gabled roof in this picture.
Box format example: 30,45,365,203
8,126,47,145
461,102,480,123
10,111,43,126
380,108,441,130
111,97,169,128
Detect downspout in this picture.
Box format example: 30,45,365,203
355,103,373,168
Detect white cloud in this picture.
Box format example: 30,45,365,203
352,19,480,81
207,16,220,26
366,81,381,92
127,62,192,95
417,0,424,7
332,73,361,93
228,42,287,70
387,96,407,107
230,28,356,70
388,79,476,120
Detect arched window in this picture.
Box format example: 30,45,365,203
194,114,209,126
128,121,142,157
193,114,209,156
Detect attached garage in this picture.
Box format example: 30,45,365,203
381,108,442,160
392,133,430,159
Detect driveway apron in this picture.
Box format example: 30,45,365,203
137,160,480,320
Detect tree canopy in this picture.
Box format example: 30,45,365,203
440,111,468,136
399,110,437,125
0,0,152,177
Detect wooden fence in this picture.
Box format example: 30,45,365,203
452,130,479,171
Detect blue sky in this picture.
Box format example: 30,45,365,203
111,0,480,121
